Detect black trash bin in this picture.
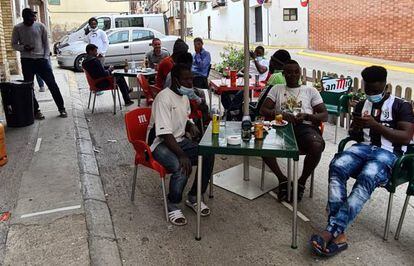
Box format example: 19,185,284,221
0,80,34,127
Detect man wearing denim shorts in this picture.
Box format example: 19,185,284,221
311,66,414,256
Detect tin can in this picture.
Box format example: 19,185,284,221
212,114,220,134
254,122,264,139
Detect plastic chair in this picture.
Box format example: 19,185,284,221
395,171,414,240
136,75,155,106
124,107,169,222
338,137,414,240
84,68,122,114
320,91,351,144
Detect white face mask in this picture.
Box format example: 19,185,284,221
177,85,193,96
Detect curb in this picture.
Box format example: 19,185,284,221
67,72,122,266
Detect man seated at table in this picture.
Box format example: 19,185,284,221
311,66,414,257
155,38,189,89
240,46,269,82
82,44,133,105
260,60,328,202
192,37,211,89
145,38,169,70
148,63,215,226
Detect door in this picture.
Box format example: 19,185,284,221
255,6,263,42
105,30,131,65
207,16,211,40
130,29,155,62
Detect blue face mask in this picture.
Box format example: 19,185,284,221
177,85,202,103
367,92,384,103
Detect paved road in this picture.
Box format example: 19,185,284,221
75,70,414,265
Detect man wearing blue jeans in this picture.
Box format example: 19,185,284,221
12,8,66,119
148,63,214,226
311,66,414,256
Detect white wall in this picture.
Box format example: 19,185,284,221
191,0,308,48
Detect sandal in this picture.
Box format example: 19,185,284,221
185,200,211,217
168,210,187,226
310,234,328,253
276,181,288,202
314,240,348,257
290,183,305,203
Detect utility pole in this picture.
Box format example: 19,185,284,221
179,0,185,40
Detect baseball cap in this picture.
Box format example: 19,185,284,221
22,8,37,18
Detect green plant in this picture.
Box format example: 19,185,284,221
215,45,245,75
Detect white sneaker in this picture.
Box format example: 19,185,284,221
39,86,45,92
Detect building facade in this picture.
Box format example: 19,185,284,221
190,0,308,47
48,0,129,42
309,0,414,63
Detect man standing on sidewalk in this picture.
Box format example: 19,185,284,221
86,17,109,65
12,8,67,119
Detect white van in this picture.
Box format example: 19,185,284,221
55,13,168,50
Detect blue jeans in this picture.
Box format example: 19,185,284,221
152,138,214,207
326,143,397,237
36,74,44,88
21,58,65,112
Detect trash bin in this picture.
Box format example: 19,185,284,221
0,80,34,127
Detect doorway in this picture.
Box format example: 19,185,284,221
208,16,211,39
255,6,263,42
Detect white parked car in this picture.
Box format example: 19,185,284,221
57,27,178,71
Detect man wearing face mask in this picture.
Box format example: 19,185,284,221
311,66,414,257
86,17,109,65
12,8,67,119
148,64,214,226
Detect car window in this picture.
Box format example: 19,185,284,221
97,17,111,31
108,31,129,44
132,30,154,42
115,17,144,28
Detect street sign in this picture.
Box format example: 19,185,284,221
321,77,353,93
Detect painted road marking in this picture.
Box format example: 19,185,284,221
298,51,414,74
20,205,81,219
268,191,310,222
34,138,42,152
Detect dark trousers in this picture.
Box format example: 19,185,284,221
96,76,131,103
21,58,65,112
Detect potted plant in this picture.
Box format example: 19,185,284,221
215,45,244,77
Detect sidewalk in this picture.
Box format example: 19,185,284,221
0,63,120,265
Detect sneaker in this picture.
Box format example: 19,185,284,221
35,111,45,120
39,86,45,92
96,91,104,96
59,110,68,118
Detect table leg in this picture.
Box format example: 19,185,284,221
219,95,222,114
208,87,212,111
243,156,249,181
291,159,298,249
287,159,292,201
196,155,202,241
137,83,141,106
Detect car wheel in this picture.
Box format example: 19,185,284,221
74,54,87,72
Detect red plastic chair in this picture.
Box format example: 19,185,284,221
124,107,169,221
137,75,156,106
84,68,122,114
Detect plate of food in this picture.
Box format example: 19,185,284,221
271,114,288,127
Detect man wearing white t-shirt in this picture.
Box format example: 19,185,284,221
86,17,109,65
260,60,328,202
244,46,269,82
148,64,215,226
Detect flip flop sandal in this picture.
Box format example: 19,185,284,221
185,200,211,217
168,210,187,226
290,183,306,203
310,234,328,254
316,241,348,257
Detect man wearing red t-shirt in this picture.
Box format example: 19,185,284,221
155,39,189,89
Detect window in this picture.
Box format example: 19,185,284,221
48,0,61,5
283,8,297,21
115,17,144,28
97,17,111,31
132,30,154,42
108,31,129,44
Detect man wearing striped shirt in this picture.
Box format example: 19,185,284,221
311,66,414,256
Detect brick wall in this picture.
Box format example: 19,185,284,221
0,1,10,81
1,0,20,74
309,0,414,63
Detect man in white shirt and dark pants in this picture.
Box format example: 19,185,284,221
148,64,214,226
86,17,109,65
